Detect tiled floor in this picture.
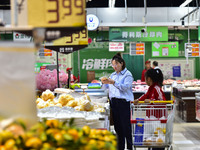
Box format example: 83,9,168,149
172,123,200,150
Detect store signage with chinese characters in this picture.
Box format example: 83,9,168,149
11,0,86,28
185,43,200,57
44,28,88,54
109,42,124,51
82,58,112,70
152,42,179,57
130,43,145,55
109,27,168,42
87,14,100,31
13,32,32,42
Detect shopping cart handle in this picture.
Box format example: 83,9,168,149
138,100,173,104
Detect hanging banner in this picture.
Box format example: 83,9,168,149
44,28,88,54
11,0,86,28
185,43,200,57
109,27,168,42
152,42,179,57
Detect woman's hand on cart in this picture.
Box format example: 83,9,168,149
144,99,150,103
133,99,139,105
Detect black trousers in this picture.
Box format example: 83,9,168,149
110,98,133,150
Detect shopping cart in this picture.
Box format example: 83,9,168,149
131,101,175,150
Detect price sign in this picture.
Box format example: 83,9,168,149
12,0,86,28
185,43,200,57
53,28,88,45
44,28,88,54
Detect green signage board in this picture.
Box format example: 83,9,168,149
109,27,168,42
198,26,200,41
78,49,117,82
152,42,179,57
35,62,51,73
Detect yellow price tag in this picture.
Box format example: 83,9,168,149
13,0,86,28
52,28,88,45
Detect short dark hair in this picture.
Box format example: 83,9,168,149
153,61,158,67
145,68,164,86
112,53,126,70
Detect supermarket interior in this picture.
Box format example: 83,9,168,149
0,0,200,150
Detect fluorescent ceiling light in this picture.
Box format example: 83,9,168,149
179,0,193,7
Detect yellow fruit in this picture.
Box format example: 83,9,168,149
82,126,90,135
46,128,59,135
89,139,97,145
104,135,112,142
46,120,59,128
90,129,96,135
156,127,161,131
68,129,79,141
0,146,6,150
80,137,89,144
42,142,52,148
97,141,105,149
56,148,65,150
154,131,158,135
102,130,110,135
54,133,64,141
112,140,117,147
25,137,42,148
109,134,116,140
1,130,14,141
162,129,166,134
4,139,15,149
95,130,102,135
156,138,164,145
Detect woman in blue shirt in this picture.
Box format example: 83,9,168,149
101,53,133,150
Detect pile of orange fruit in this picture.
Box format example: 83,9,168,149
0,119,116,150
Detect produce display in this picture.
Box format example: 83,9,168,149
36,90,105,113
0,119,116,150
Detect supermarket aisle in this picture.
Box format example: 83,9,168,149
172,123,200,150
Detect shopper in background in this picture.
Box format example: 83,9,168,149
66,68,78,84
101,53,133,150
141,60,151,82
134,68,166,150
153,61,159,69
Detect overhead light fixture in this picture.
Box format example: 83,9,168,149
179,0,193,7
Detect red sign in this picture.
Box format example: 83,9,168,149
40,66,47,71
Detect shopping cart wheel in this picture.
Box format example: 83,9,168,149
167,145,173,150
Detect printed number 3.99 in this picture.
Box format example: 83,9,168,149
47,0,84,24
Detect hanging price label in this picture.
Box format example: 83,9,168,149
12,0,86,28
44,27,88,54
52,28,88,45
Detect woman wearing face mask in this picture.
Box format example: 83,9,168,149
101,53,133,150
